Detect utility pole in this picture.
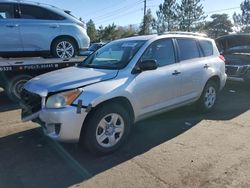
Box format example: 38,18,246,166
142,0,147,34
144,0,147,17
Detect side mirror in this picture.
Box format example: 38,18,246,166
132,60,158,74
140,59,158,71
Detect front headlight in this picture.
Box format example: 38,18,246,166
46,89,82,109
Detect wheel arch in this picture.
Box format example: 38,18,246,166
79,96,135,141
51,35,79,53
5,74,33,102
207,75,221,90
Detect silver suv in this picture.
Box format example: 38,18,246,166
0,0,90,58
20,33,227,154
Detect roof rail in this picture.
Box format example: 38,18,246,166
161,31,207,37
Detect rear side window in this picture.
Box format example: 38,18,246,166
199,40,213,56
177,39,200,61
0,4,14,19
142,39,175,67
19,4,65,20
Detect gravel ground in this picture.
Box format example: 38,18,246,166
0,83,250,188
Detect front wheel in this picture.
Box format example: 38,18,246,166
197,81,218,113
83,103,131,155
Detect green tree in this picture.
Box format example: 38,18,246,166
96,24,138,41
139,9,154,35
233,0,250,33
97,25,104,41
97,24,119,41
153,0,178,34
177,0,206,31
241,0,250,26
86,19,97,42
117,25,137,38
233,12,243,32
204,14,233,38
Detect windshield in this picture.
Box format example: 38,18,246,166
79,40,146,69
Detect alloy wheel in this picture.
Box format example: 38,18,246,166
56,41,74,58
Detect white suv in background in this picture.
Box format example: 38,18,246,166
0,0,90,58
20,32,227,154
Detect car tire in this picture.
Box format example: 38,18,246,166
197,81,218,113
51,38,77,59
6,74,32,103
83,103,132,155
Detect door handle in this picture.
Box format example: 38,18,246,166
204,64,210,69
6,24,19,28
172,70,181,76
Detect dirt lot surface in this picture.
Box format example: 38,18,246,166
0,83,250,188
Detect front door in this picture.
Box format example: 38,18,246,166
133,39,182,116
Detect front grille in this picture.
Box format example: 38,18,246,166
20,89,42,114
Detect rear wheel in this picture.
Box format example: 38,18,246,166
6,74,32,103
197,81,218,113
82,103,131,155
51,38,77,58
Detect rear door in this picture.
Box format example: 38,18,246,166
175,38,208,102
17,4,62,52
0,3,23,52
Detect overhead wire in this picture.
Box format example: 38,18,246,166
91,3,241,26
95,7,143,25
83,2,131,15
206,7,240,14
90,0,144,20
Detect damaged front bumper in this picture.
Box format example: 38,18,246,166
21,100,88,143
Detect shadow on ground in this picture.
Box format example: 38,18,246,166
0,82,249,188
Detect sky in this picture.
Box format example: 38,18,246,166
33,0,243,27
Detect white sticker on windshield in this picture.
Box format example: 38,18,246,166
122,42,137,48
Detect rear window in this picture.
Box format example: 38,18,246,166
199,40,213,57
19,4,65,20
0,4,14,19
177,39,200,61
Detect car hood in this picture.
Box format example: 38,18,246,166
24,66,118,97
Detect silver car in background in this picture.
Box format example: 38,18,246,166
0,0,90,58
21,33,227,155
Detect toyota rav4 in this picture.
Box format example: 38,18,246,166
20,33,227,154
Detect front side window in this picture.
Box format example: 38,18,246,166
19,4,65,20
177,39,200,61
141,39,175,67
79,40,146,69
0,4,14,19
